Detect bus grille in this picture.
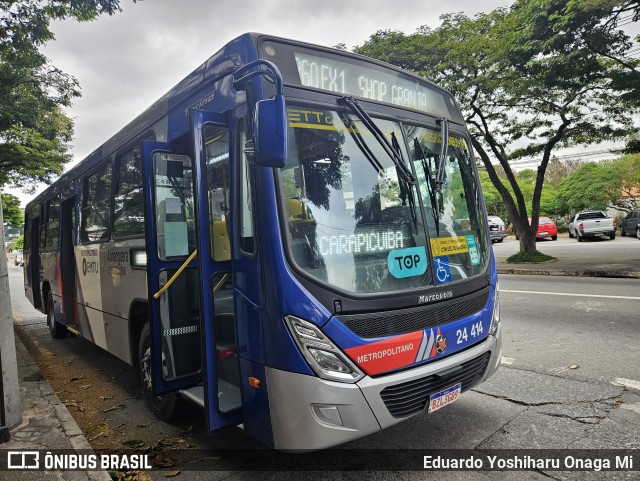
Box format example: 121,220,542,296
339,286,490,338
380,352,491,418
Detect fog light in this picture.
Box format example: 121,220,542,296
312,404,343,427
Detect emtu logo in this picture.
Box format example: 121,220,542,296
8,451,40,469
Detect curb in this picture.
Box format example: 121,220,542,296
497,268,640,279
12,330,113,481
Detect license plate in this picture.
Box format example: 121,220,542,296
593,232,602,236
539,231,548,235
428,383,461,413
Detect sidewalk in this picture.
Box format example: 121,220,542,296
2,331,111,481
495,256,640,278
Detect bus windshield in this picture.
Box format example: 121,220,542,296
280,105,488,294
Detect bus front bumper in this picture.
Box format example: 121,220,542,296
266,329,502,451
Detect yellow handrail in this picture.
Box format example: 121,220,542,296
153,249,198,299
212,273,230,294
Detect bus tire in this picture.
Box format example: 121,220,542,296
47,293,69,339
138,323,178,421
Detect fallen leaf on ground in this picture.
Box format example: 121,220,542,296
102,404,126,413
85,422,106,434
122,439,145,448
89,432,105,442
165,471,181,478
63,401,85,412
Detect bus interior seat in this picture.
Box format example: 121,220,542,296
285,198,314,222
212,220,231,261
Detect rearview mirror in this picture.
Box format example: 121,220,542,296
252,94,287,168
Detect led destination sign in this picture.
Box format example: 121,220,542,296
293,52,452,118
318,230,405,256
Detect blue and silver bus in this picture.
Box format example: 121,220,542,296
23,33,501,451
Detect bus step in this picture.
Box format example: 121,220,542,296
180,385,205,407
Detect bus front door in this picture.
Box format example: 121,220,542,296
142,124,241,433
190,109,243,431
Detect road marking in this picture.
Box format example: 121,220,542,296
612,378,640,391
500,289,640,301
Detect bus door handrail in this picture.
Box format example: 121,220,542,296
153,249,198,299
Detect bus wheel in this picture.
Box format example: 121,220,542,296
138,323,178,421
47,293,68,339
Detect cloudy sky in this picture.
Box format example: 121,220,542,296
8,0,513,205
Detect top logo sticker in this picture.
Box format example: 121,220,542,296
388,246,428,279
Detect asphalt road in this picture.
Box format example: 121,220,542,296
6,259,640,479
499,274,640,384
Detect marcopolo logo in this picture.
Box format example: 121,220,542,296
387,246,427,279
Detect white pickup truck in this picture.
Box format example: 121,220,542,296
568,211,616,242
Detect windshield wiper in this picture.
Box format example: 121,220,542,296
340,114,385,175
391,131,417,224
339,96,416,185
435,118,449,191
413,138,440,236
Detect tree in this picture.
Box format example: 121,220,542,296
525,0,639,107
355,2,638,253
0,0,138,190
544,157,584,188
480,171,505,218
1,192,22,226
556,154,640,214
12,234,23,250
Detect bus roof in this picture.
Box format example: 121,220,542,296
26,32,460,211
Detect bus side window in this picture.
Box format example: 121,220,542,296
46,196,60,250
114,147,145,238
24,213,31,251
81,162,112,242
40,196,60,250
39,204,47,249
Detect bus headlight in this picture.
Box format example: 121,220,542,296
489,282,500,336
285,315,364,383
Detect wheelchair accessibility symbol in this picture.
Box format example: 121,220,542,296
434,256,452,285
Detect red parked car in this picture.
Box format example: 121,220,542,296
516,217,558,240
532,216,558,240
